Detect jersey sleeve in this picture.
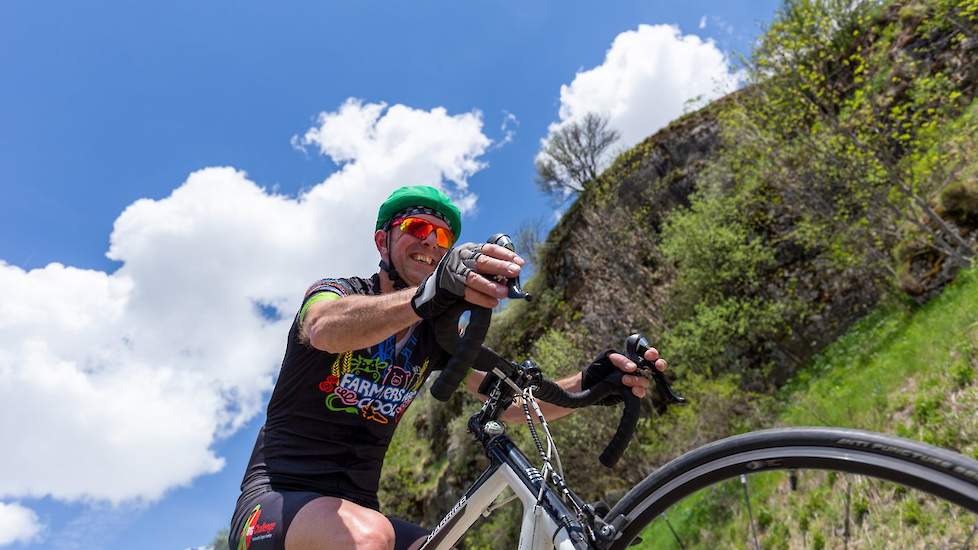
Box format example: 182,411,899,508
298,278,356,324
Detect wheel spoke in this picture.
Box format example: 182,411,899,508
962,516,978,549
740,474,761,550
660,511,686,550
843,474,851,550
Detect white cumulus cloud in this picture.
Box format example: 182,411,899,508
0,502,42,546
0,99,492,505
545,23,741,154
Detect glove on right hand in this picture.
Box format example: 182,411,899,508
411,242,484,320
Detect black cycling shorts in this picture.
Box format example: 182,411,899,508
229,485,428,550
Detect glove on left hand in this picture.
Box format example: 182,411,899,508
411,242,483,320
581,350,625,406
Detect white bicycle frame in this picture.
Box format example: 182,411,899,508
418,435,590,550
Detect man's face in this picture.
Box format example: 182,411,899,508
381,213,452,286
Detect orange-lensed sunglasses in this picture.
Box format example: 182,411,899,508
393,217,456,249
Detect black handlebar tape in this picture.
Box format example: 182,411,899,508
430,304,492,401
533,376,620,408
599,391,640,468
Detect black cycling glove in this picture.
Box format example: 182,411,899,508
411,242,483,320
581,350,625,406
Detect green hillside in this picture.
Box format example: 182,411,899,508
638,265,978,549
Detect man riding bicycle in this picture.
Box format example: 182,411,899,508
229,185,666,550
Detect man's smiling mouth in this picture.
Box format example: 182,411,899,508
410,253,435,265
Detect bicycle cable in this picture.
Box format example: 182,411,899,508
521,387,598,542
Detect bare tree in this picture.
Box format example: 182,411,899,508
535,112,620,198
514,217,546,268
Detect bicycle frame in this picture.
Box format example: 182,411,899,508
419,433,589,550
414,339,625,550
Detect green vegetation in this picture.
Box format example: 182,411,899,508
633,265,978,549
781,267,978,446
658,0,978,392
378,400,445,521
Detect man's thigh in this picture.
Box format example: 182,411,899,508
286,496,396,550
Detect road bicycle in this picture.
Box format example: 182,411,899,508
414,235,978,549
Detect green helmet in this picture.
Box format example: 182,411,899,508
376,185,462,238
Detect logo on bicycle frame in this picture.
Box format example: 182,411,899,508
424,495,468,546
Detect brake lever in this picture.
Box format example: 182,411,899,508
487,233,532,301
625,333,687,405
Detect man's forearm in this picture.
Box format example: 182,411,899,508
305,289,421,353
498,372,583,423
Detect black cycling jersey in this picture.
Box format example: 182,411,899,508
239,273,448,507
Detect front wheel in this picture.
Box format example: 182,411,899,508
602,428,978,549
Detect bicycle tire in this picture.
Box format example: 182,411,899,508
602,427,978,549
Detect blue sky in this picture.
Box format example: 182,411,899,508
1,2,780,548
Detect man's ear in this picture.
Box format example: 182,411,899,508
374,229,389,262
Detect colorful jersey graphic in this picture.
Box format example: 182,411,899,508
319,345,430,424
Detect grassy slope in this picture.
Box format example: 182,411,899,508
636,265,978,549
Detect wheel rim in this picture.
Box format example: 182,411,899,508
609,445,978,549
623,446,978,520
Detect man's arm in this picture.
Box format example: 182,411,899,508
302,289,420,353
301,242,523,354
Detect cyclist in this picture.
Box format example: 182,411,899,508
229,185,664,550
